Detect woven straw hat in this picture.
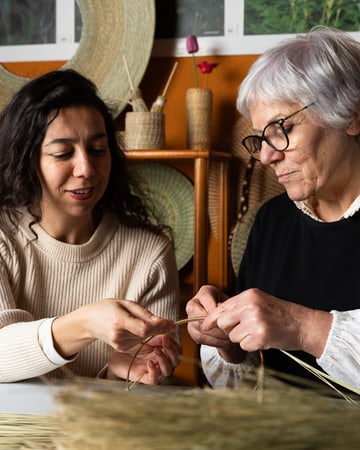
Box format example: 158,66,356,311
231,113,284,208
0,0,155,117
229,113,285,274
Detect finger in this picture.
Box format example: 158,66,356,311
185,298,205,317
144,333,178,349
145,359,161,384
119,303,176,339
186,285,219,314
188,325,230,347
162,335,182,367
202,305,223,329
119,299,175,329
153,348,173,377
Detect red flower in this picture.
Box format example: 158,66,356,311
196,60,219,88
197,61,219,74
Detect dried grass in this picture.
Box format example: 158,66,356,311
1,373,359,450
0,412,63,449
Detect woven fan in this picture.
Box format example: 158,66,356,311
0,0,155,117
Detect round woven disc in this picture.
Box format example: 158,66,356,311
134,162,195,270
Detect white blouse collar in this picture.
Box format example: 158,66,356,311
295,195,360,222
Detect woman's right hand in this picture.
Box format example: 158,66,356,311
186,285,230,348
186,285,248,364
107,333,182,384
51,298,176,358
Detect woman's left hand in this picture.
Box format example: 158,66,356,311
107,333,182,384
204,287,332,358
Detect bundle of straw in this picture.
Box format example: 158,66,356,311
0,412,63,449
2,372,359,450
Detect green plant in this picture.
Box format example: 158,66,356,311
244,0,360,35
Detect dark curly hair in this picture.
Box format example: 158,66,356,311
0,69,166,234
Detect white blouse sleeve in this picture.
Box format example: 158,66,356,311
201,310,360,390
200,344,260,388
317,310,360,388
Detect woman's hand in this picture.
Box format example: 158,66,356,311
205,288,333,358
51,299,176,358
186,285,229,347
186,285,247,363
85,299,177,352
107,333,182,384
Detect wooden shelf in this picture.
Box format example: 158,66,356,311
125,149,231,160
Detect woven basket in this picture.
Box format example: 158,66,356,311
125,112,165,150
186,87,213,150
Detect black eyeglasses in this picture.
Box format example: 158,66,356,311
242,104,314,160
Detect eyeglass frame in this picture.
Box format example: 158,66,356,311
241,103,314,160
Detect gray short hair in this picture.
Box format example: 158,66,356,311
237,26,360,129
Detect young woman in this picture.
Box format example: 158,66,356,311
0,69,181,384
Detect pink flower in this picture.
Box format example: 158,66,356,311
186,34,199,87
186,35,199,54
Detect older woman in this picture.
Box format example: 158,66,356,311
187,26,360,389
0,69,181,384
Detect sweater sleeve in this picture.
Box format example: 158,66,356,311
0,238,63,381
317,310,360,388
200,345,261,388
0,320,67,382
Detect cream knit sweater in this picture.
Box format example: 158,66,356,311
0,210,180,382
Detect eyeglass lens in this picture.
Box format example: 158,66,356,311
242,104,313,159
244,121,288,154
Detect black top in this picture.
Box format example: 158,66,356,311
237,192,360,381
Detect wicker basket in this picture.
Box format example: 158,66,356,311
125,111,165,150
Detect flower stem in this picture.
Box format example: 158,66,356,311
192,54,199,87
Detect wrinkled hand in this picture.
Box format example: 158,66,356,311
107,334,182,384
186,285,230,348
204,288,332,358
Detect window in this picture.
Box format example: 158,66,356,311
0,0,81,62
153,0,360,56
